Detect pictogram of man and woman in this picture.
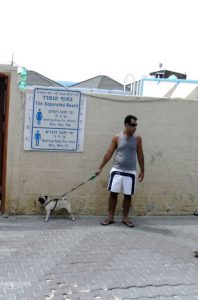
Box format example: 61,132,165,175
34,109,43,146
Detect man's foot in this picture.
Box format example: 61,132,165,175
122,220,135,228
101,219,114,225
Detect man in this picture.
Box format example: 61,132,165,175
96,115,144,227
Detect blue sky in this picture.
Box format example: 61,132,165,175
1,0,198,84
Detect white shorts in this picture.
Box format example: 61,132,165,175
107,167,136,195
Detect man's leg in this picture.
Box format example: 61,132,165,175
122,194,135,227
101,192,118,225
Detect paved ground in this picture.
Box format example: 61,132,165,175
1,214,198,300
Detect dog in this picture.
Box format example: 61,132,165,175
38,195,75,222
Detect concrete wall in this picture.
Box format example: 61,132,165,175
3,73,198,215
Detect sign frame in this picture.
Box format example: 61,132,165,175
24,87,86,152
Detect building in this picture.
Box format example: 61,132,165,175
26,70,64,88
68,75,130,93
126,69,198,99
149,69,187,80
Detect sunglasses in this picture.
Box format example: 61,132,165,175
127,123,137,127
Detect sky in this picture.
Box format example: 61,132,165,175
1,0,198,84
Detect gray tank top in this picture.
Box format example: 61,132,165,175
113,131,137,170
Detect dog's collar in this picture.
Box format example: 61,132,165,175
43,199,52,208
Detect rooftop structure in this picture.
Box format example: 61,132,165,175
149,69,187,80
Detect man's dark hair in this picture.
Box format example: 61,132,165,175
124,115,137,125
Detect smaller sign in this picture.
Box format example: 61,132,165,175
31,128,78,151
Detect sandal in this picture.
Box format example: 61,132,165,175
101,219,114,225
193,250,198,257
122,220,135,228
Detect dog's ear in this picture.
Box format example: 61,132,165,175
38,196,43,203
44,195,48,200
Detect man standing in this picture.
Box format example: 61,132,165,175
96,115,144,227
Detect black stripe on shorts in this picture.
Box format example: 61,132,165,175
108,171,136,195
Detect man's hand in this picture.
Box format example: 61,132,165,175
95,168,102,177
138,171,144,182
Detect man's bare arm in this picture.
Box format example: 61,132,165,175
96,135,118,175
137,136,144,182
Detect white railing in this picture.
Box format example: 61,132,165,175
124,73,136,93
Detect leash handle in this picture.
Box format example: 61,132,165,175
88,174,97,181
61,174,97,197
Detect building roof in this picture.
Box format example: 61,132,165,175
68,75,129,91
26,70,64,87
149,69,187,80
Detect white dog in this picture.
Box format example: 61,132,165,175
38,195,75,222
